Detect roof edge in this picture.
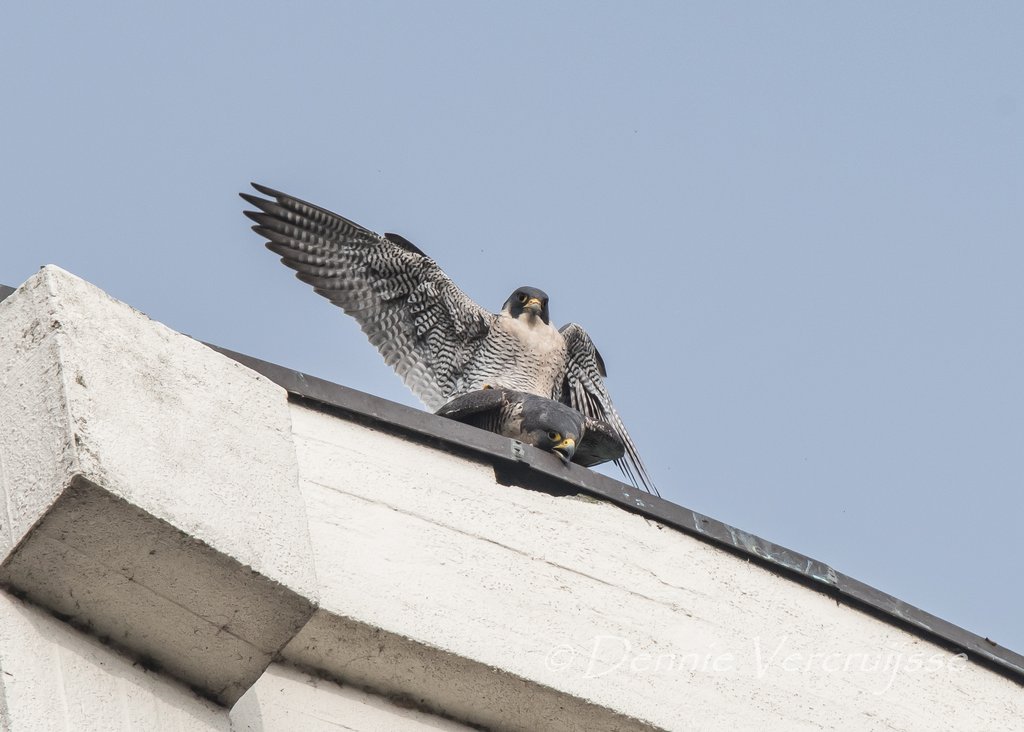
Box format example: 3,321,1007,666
1,283,1020,685
207,344,1024,686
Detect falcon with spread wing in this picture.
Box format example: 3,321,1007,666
242,183,659,494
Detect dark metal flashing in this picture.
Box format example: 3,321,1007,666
1,284,1021,685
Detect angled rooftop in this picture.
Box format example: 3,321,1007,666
0,267,1020,731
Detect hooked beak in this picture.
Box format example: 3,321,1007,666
524,297,543,315
552,437,576,464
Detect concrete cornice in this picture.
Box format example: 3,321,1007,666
204,350,1024,685
1,268,1021,731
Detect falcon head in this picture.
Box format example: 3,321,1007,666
520,396,584,464
502,286,551,325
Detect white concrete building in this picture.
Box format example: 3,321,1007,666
0,266,1021,731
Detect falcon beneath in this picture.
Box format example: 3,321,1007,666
242,183,659,495
435,388,627,468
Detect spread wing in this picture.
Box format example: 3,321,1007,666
242,183,492,410
559,323,659,495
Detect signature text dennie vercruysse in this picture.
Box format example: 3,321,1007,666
546,635,967,694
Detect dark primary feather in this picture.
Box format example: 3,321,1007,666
241,183,491,410
572,418,626,468
434,388,508,427
559,323,659,495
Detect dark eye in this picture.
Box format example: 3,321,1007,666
517,293,528,303
548,431,560,441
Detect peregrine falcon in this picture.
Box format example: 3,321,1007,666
435,388,627,468
242,183,659,495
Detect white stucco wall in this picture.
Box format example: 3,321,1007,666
1,267,1021,731
230,663,473,732
0,266,316,705
285,405,1023,731
0,593,227,731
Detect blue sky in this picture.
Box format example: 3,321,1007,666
3,3,1022,657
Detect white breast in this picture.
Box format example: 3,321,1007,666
476,314,567,397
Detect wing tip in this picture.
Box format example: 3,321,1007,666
250,181,284,198
239,191,266,207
